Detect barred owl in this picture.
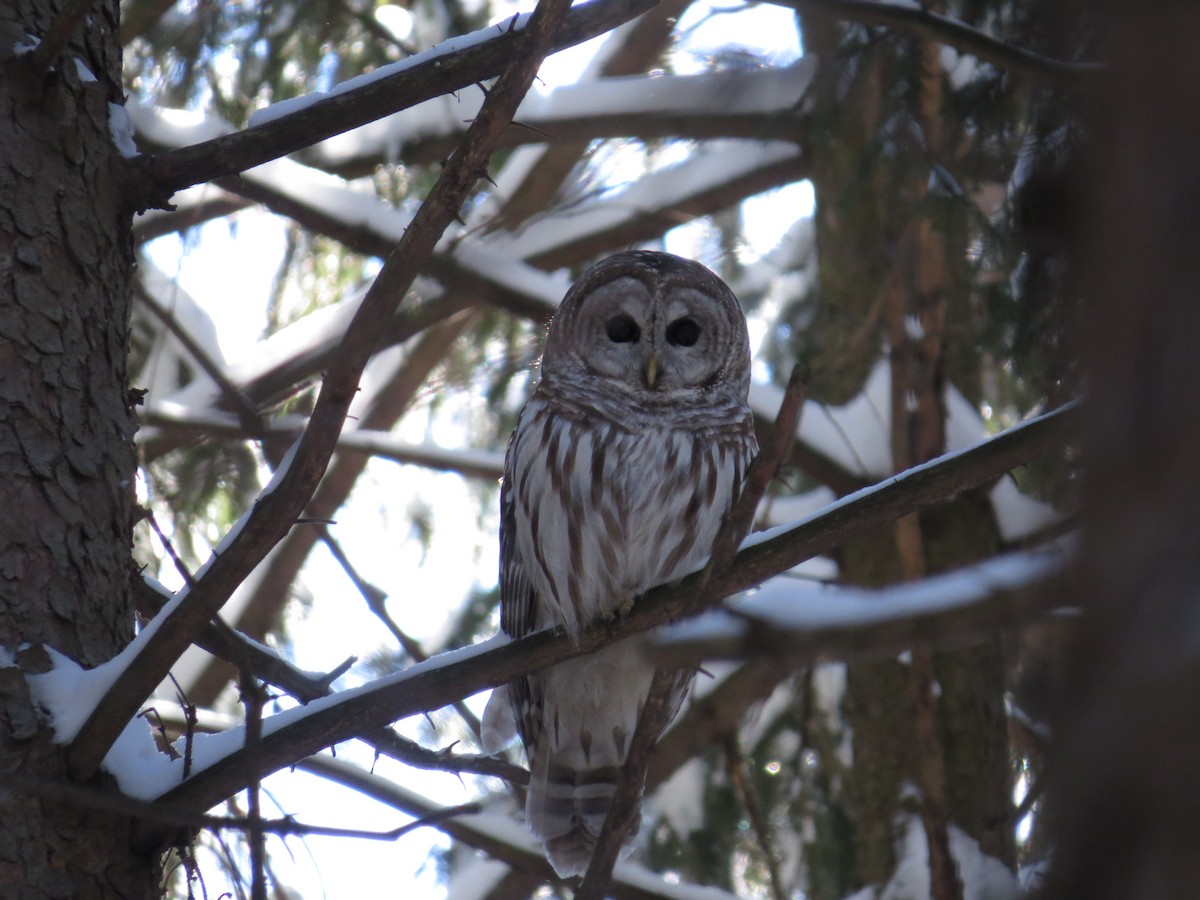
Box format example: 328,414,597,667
482,250,757,876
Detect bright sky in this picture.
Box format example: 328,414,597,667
139,3,810,896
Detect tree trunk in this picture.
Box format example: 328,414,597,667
798,11,1014,893
1,0,158,894
1039,6,1200,897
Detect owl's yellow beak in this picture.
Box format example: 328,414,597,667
643,354,660,389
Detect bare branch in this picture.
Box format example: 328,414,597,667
66,0,583,782
298,755,722,900
146,0,658,198
769,0,1101,91
139,408,506,481
647,662,791,791
576,670,680,900
704,364,808,582
136,402,1074,829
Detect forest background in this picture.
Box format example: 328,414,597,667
2,0,1196,898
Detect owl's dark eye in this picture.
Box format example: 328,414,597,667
605,314,641,344
666,317,701,347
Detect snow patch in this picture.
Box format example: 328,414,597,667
108,103,139,157
880,815,1018,900
13,34,40,54
73,58,97,83
650,757,708,836
27,647,185,799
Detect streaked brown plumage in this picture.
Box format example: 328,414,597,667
482,251,757,876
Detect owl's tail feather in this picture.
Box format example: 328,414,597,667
527,760,642,878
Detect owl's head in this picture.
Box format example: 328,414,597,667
541,251,752,403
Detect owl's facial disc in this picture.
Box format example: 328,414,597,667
569,277,729,393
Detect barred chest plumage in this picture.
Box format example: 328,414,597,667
507,396,755,638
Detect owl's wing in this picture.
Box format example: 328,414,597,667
490,414,544,755
499,422,538,640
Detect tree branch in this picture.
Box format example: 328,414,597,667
298,755,721,900
65,0,583,782
134,578,527,786
145,0,658,198
135,401,1074,833
576,670,681,900
769,0,1101,91
138,409,506,481
650,539,1074,667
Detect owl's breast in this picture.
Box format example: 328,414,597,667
510,405,751,637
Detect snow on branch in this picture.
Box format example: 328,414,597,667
123,399,1074,828
143,0,657,198
769,0,1101,91
650,537,1076,666
485,139,808,268
63,0,581,785
302,60,817,175
750,359,1065,541
205,155,568,319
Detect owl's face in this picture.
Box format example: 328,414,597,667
542,251,751,402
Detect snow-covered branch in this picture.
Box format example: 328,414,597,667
301,61,817,175
650,538,1075,666
124,400,1073,825
488,139,807,268
142,0,658,197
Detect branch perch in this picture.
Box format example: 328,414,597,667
135,401,1075,838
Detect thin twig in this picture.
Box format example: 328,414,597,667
318,525,483,738
768,0,1101,91
135,280,261,430
575,669,681,900
726,734,788,900
144,510,196,589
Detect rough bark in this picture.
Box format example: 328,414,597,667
0,0,157,895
